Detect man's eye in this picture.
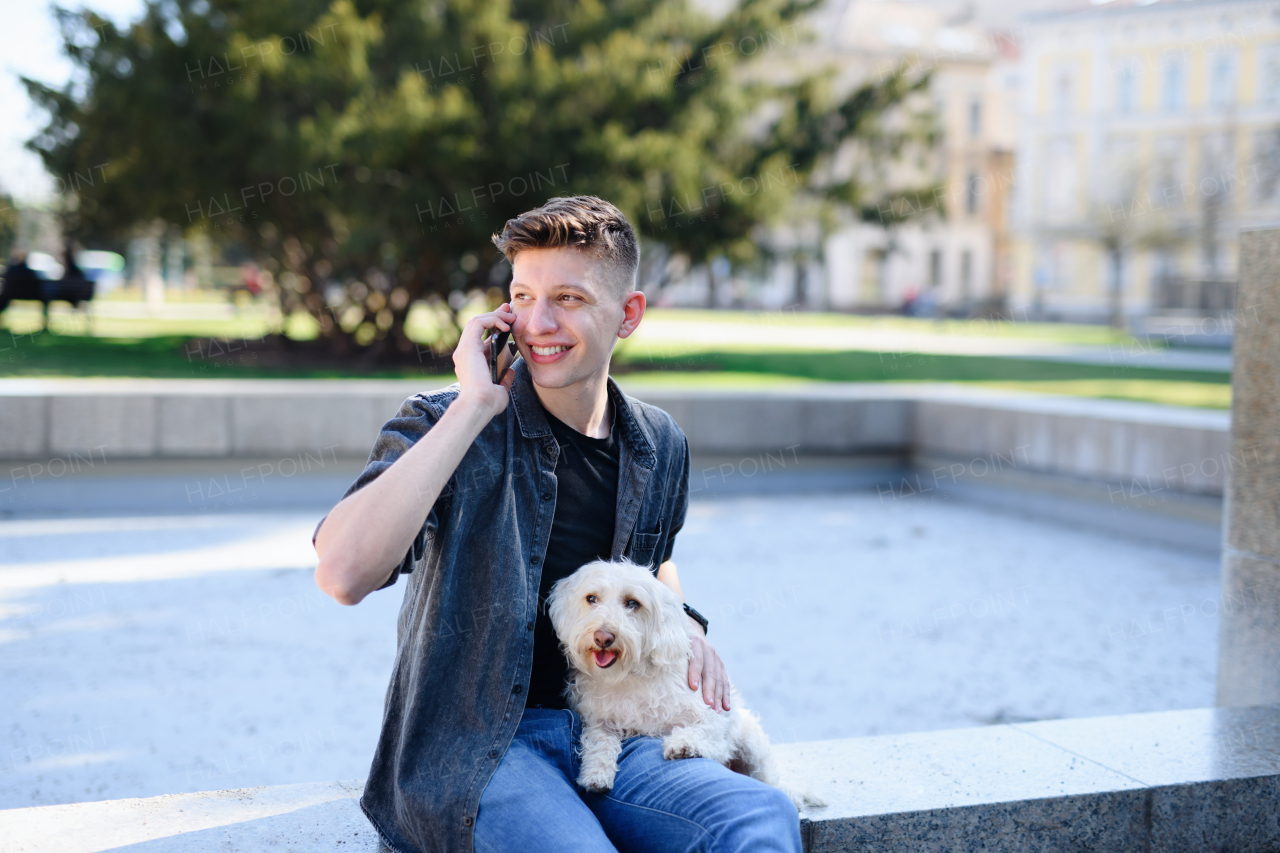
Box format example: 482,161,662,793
625,598,640,610
586,594,597,604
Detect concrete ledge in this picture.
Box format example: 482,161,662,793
0,380,1230,500
784,704,1280,852
0,379,441,461
3,706,1276,852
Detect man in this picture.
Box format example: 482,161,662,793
313,196,800,853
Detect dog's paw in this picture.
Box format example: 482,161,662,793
781,785,827,811
663,743,700,760
662,731,702,761
577,765,616,793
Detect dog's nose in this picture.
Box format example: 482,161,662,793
594,629,614,648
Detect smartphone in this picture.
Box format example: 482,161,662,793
487,328,517,384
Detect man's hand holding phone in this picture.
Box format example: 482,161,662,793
453,303,518,418
315,302,519,606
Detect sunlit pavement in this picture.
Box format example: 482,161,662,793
0,512,398,809
0,486,1217,808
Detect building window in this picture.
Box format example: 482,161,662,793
929,249,943,290
1162,54,1186,112
1252,129,1280,205
1153,135,1187,208
960,250,973,299
1053,64,1075,115
1044,137,1077,220
1200,131,1235,205
968,99,982,137
965,171,980,214
1115,59,1139,114
1209,51,1238,107
861,249,887,304
1259,46,1280,105
1103,135,1140,200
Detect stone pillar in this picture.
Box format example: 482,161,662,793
1217,227,1280,706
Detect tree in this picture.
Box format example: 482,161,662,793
25,0,935,362
1081,162,1184,329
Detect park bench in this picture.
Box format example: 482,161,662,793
0,256,95,319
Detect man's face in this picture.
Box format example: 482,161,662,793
508,247,642,390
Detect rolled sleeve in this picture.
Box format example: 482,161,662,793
314,390,457,591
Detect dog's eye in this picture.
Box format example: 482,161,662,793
625,598,641,610
586,594,597,604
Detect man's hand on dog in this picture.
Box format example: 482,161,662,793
688,627,730,712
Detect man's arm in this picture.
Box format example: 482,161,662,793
655,560,706,636
656,560,730,712
313,305,516,606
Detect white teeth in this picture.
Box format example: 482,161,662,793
531,345,567,355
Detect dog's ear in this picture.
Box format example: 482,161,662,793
643,577,692,669
547,574,574,641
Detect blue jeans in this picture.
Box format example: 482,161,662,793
473,707,802,853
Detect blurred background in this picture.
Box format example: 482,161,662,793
0,0,1265,814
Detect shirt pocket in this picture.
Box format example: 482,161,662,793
626,523,663,569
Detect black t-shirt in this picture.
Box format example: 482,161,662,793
524,405,621,710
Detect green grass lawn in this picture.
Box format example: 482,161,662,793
0,330,1231,408
0,332,448,380
0,301,1230,408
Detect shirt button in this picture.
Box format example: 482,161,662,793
531,556,540,565
489,748,498,759
463,815,473,827
542,492,552,501
512,684,523,694
526,621,535,631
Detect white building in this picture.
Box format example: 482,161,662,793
818,1,1020,314
658,0,1022,314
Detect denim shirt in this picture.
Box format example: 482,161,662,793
313,358,690,853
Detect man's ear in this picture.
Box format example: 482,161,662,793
617,290,646,339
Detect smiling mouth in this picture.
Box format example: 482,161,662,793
592,649,618,668
531,344,571,356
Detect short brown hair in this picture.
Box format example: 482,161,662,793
492,195,639,296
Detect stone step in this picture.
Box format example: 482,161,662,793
3,705,1276,852
782,704,1280,852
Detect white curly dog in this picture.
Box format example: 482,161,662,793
547,559,823,810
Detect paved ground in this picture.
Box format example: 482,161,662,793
0,487,1219,809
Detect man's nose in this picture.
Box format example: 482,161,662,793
594,629,614,648
520,299,557,337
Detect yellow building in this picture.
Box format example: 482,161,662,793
1010,0,1280,325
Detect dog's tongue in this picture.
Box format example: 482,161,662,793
593,649,618,668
